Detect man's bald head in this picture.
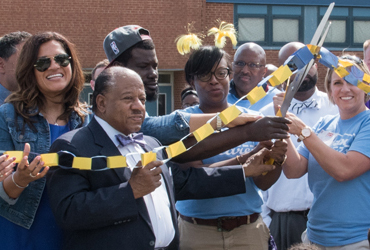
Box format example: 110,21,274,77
278,42,305,66
93,66,146,134
92,66,144,113
278,42,318,99
232,42,267,97
234,42,266,63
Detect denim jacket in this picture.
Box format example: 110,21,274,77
141,111,190,145
0,103,90,229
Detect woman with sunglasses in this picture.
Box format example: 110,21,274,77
283,55,370,249
176,46,286,250
0,32,90,249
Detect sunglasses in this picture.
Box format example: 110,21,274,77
34,54,71,72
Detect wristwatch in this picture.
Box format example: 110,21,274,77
216,115,222,131
298,126,312,141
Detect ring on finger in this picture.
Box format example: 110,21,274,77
29,173,37,178
0,173,3,178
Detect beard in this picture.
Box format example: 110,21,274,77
297,73,317,92
145,88,159,102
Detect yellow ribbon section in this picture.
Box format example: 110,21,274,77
268,65,292,87
141,152,157,167
363,73,370,84
41,153,59,166
247,86,266,105
358,82,370,94
219,105,242,125
307,44,320,55
4,151,23,163
193,123,214,142
107,156,127,169
165,141,187,159
338,59,353,68
334,67,350,78
263,158,275,175
72,157,92,170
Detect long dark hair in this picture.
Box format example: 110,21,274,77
7,31,87,129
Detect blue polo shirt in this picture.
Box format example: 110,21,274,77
298,110,370,246
227,79,281,111
176,105,261,218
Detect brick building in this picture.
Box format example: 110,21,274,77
1,0,370,114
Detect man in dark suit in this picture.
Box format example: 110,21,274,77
46,66,278,250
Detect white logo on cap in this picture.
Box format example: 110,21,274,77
110,41,120,55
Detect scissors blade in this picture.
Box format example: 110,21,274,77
310,2,335,45
318,21,332,48
279,60,314,117
279,3,334,117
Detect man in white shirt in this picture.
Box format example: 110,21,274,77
260,42,338,250
47,66,279,250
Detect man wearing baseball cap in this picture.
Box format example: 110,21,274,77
103,25,194,147
104,25,158,102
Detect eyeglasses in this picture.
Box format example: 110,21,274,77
34,54,71,72
182,102,200,108
196,67,230,82
233,61,265,70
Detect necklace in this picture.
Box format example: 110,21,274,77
46,118,59,126
51,120,59,126
42,109,62,126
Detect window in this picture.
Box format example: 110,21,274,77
145,72,173,116
157,93,166,116
273,19,299,42
354,21,370,44
235,5,303,46
234,3,370,49
319,6,370,48
238,18,265,42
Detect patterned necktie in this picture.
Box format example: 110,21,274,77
115,133,147,147
290,99,319,114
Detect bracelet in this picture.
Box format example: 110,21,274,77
236,155,243,165
11,172,29,189
274,155,287,167
216,115,222,131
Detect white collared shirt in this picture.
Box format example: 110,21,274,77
95,116,175,248
259,88,339,225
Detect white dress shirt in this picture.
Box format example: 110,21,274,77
95,116,175,248
259,88,338,226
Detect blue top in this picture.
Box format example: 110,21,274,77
297,110,370,247
49,123,70,143
0,103,91,250
176,105,261,218
0,123,69,250
0,83,10,105
365,100,370,109
227,79,281,111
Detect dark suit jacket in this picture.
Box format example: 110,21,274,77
47,117,246,250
